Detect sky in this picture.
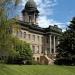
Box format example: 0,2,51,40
13,0,75,31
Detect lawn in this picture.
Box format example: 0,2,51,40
0,64,75,75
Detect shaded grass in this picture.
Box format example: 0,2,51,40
0,64,75,75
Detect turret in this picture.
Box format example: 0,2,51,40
22,0,39,25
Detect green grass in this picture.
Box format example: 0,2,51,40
0,64,75,75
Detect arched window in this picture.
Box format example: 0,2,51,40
37,57,39,61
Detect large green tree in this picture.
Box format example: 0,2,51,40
12,38,32,64
0,0,32,64
0,0,20,59
55,17,75,65
0,12,15,59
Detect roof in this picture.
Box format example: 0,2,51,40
17,20,62,35
25,0,37,9
22,0,39,13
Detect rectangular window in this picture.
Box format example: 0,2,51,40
33,35,35,41
41,37,43,42
37,36,40,41
41,47,43,53
37,57,39,61
37,46,39,53
32,45,35,53
24,32,26,38
28,34,30,40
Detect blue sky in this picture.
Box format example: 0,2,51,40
11,0,75,30
51,0,75,27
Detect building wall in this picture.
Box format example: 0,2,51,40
15,29,44,61
13,28,60,63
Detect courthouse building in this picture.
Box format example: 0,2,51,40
16,0,62,64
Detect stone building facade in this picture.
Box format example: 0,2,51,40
16,0,62,64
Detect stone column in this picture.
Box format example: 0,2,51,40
50,35,52,54
34,13,36,24
53,36,56,54
57,37,60,45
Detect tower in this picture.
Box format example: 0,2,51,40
22,0,39,24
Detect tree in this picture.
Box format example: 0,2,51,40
0,0,27,18
0,0,27,63
0,14,32,64
8,37,32,64
69,17,75,30
55,17,75,65
0,1,19,60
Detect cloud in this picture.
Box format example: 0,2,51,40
38,16,67,29
21,0,57,16
34,0,64,29
35,0,57,16
21,0,26,6
21,0,66,30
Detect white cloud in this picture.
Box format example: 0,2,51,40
38,16,67,29
21,0,26,6
37,16,51,28
21,0,57,16
21,0,66,30
35,0,57,16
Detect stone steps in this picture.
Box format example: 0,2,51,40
40,55,54,65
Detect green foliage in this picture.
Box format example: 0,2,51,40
0,0,31,64
7,37,32,64
69,17,75,30
0,11,20,62
0,0,21,59
56,17,75,65
0,14,15,60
